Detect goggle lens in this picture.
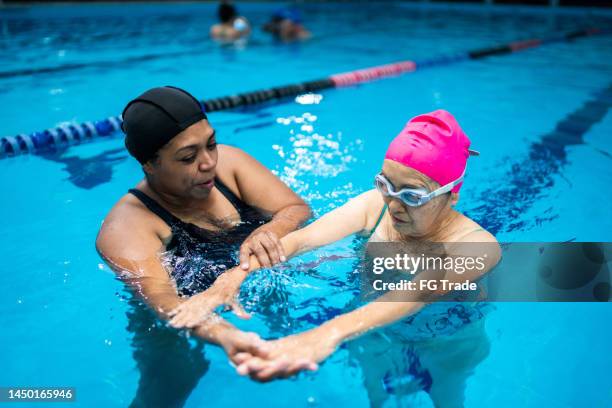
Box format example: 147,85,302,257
375,174,427,207
375,177,389,194
400,191,423,205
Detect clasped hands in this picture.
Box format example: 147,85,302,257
168,228,338,382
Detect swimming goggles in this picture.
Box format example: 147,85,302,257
374,171,465,207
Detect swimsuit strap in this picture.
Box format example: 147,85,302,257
368,203,387,238
128,188,180,227
128,177,252,229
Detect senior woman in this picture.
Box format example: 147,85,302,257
172,109,501,406
95,86,311,407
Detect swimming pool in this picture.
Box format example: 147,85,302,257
1,1,611,407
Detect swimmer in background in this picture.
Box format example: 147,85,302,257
210,1,251,42
171,110,501,405
262,7,311,42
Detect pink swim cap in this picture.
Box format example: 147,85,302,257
384,110,477,193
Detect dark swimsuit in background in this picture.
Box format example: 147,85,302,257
128,178,269,296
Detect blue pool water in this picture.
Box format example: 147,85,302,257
1,2,611,407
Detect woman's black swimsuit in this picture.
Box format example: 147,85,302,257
128,178,269,296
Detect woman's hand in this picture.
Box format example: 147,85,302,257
239,228,287,270
217,327,272,367
168,271,249,329
234,327,340,382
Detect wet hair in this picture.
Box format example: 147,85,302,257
218,3,237,23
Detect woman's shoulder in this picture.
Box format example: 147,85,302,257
210,24,222,38
217,143,244,157
97,197,170,277
215,144,265,194
351,189,386,233
217,144,258,169
110,190,152,218
449,214,501,266
454,214,497,243
99,188,169,242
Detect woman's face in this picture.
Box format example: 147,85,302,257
144,120,218,199
380,160,457,238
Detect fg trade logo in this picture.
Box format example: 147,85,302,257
537,243,610,302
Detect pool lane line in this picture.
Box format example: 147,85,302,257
466,82,612,235
0,27,608,159
0,26,393,80
0,46,217,80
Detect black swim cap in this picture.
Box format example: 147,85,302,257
122,86,207,164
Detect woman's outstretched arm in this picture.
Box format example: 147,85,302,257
167,190,384,327
236,230,501,382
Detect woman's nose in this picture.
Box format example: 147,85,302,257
388,197,407,212
198,153,216,172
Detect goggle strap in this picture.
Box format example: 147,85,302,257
429,174,464,199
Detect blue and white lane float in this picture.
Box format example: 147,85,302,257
0,28,606,159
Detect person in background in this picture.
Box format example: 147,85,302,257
263,7,311,42
210,1,251,42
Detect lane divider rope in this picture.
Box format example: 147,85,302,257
0,28,607,159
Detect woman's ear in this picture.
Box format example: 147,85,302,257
450,192,459,206
142,160,156,176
